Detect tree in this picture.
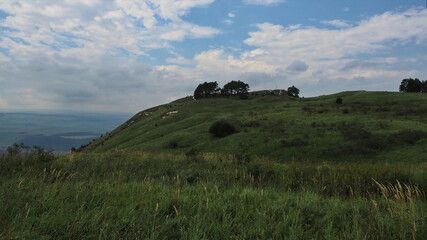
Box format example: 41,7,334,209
399,78,422,93
194,81,221,99
421,80,427,93
287,85,300,98
221,80,250,97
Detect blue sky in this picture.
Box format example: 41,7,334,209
0,0,426,113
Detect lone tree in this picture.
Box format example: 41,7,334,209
194,81,221,99
221,80,250,97
287,85,300,98
399,78,423,93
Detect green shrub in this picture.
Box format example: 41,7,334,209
209,120,237,138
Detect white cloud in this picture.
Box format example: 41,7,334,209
321,20,352,28
99,10,125,20
65,0,101,6
1,3,426,112
223,19,234,25
0,57,196,113
244,9,427,60
224,13,236,25
0,0,221,112
0,52,10,62
168,8,427,95
0,0,220,63
166,56,195,65
153,0,215,20
243,0,285,5
156,21,221,41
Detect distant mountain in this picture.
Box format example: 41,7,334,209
18,134,96,152
0,112,130,153
83,91,427,163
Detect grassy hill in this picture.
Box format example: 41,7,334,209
84,91,427,163
2,91,427,239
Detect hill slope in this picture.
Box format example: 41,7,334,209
83,91,427,162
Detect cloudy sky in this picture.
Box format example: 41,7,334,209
1,0,426,113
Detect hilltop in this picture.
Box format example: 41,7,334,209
82,91,427,163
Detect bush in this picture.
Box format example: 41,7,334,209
209,120,237,138
336,97,343,104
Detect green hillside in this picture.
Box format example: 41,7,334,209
83,91,427,163
3,91,427,239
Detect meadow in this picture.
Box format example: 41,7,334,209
2,91,427,239
83,91,427,163
1,150,426,239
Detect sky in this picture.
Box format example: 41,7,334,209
0,0,426,114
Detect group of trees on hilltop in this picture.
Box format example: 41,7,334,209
399,78,427,93
193,82,221,99
194,81,301,99
194,80,250,99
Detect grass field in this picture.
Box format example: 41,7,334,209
83,91,427,163
2,91,427,239
1,150,427,239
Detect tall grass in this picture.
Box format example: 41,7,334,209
1,151,426,239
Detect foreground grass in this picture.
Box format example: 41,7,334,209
1,151,427,239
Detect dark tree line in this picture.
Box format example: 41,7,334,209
194,81,301,99
399,78,427,93
194,80,250,99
